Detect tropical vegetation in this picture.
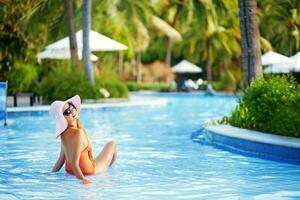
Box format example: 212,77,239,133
126,81,174,92
223,75,300,137
39,66,128,101
0,0,299,100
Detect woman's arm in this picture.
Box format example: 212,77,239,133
70,130,91,184
52,143,66,172
83,129,94,156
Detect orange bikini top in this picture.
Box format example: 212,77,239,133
63,126,95,175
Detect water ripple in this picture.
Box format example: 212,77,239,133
0,95,299,199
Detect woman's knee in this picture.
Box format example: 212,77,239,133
106,140,116,150
107,140,116,147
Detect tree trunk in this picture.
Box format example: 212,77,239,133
165,5,181,68
289,37,292,56
82,0,94,85
65,0,79,69
165,38,173,67
136,51,142,83
118,51,124,73
206,39,212,82
238,0,262,87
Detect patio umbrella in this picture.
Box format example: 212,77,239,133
45,30,128,51
37,49,98,61
263,52,300,73
263,63,294,74
261,50,292,65
172,60,202,73
290,52,300,72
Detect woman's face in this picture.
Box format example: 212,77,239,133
62,102,78,123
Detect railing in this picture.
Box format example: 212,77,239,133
0,81,8,126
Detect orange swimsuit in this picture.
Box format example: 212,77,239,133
63,126,96,175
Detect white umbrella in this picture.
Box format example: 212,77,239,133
264,52,300,73
290,52,300,72
37,49,98,61
263,63,294,74
261,50,293,65
45,30,128,51
172,60,202,73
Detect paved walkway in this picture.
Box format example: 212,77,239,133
7,95,168,112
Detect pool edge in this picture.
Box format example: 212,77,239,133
7,97,168,113
203,125,300,163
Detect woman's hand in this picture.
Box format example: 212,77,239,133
82,178,92,184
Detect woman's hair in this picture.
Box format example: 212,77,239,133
77,119,88,136
76,119,82,129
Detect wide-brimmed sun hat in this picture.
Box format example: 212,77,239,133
49,95,81,138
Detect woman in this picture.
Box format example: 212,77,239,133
50,95,117,184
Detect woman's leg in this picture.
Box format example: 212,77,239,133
94,140,117,173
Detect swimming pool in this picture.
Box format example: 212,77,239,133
1,92,300,199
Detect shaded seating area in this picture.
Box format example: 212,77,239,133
171,60,203,91
12,93,37,107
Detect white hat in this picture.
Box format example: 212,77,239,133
49,95,81,138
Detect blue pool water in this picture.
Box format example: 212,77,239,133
1,93,300,200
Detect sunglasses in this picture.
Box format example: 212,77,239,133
63,102,76,116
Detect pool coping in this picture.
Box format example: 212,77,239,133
203,125,300,163
205,125,300,149
7,96,168,113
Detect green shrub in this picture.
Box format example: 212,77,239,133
211,81,223,91
96,79,128,98
39,66,128,102
225,76,300,137
4,62,38,94
39,67,91,101
126,82,174,91
211,80,238,92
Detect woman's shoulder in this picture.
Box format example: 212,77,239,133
61,127,84,140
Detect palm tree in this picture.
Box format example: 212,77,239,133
182,0,240,83
16,0,83,67
129,16,150,82
65,0,79,69
151,16,182,68
238,0,262,86
0,0,64,64
115,0,151,82
90,0,152,82
259,0,300,56
82,0,94,85
152,0,193,68
154,2,182,68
